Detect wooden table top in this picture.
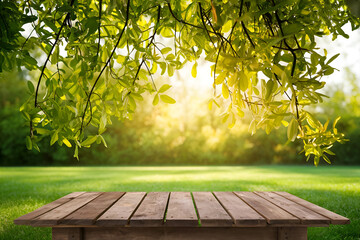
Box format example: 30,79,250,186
14,191,349,228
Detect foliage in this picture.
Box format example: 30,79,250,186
1,0,360,165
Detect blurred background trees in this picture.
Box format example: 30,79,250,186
1,57,359,166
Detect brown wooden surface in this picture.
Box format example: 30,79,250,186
130,192,169,226
52,227,83,240
234,192,300,225
83,227,282,240
192,192,233,226
61,192,125,225
14,192,85,225
255,191,330,226
213,192,267,226
33,192,102,226
278,227,307,240
165,192,198,226
96,192,146,226
275,191,350,225
14,191,349,229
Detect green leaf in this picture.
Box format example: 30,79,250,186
158,84,171,93
27,81,34,94
50,131,59,146
326,53,340,65
99,113,107,134
81,135,98,147
215,73,226,85
287,118,299,142
306,112,321,129
51,45,59,64
239,71,248,91
166,54,175,61
333,116,341,134
116,55,126,63
99,135,108,148
191,62,198,78
35,128,51,135
222,83,230,99
168,64,174,76
208,99,213,110
131,93,144,101
74,145,79,160
160,47,172,55
265,80,275,100
26,136,32,150
160,95,176,104
63,138,72,148
153,94,159,105
283,23,303,35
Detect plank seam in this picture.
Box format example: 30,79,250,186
190,192,201,226
91,192,126,223
272,192,333,222
18,192,88,222
54,192,105,224
253,192,302,223
232,192,270,225
162,192,171,224
126,192,148,225
211,192,235,224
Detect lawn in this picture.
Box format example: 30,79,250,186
0,166,359,240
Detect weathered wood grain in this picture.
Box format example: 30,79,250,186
192,192,233,226
234,192,300,225
84,227,280,240
213,192,266,226
274,192,350,225
61,192,125,225
32,192,102,226
165,192,198,226
278,227,307,240
52,227,83,240
130,192,169,226
14,192,85,225
96,192,146,226
255,191,330,226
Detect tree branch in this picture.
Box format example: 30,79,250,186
80,0,131,133
34,1,75,107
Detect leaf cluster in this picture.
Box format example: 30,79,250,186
2,0,359,164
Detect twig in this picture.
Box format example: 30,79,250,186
80,0,131,133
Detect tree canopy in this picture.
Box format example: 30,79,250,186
1,0,359,165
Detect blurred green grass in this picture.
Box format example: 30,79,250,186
1,166,359,240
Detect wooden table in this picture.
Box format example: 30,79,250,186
14,191,349,240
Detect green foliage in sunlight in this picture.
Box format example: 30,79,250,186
1,166,360,239
1,0,360,164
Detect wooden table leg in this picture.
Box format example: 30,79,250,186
278,227,307,240
52,228,83,240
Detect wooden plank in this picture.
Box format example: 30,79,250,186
14,192,85,225
52,228,83,240
234,192,300,225
274,191,350,225
192,192,233,226
33,192,102,226
96,192,146,226
84,227,279,240
165,192,198,226
255,192,330,226
278,227,307,240
130,192,169,226
61,192,125,225
213,192,267,226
